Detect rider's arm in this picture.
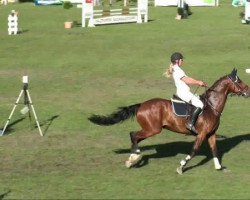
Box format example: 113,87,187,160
181,76,207,87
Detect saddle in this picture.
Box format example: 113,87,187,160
171,95,196,117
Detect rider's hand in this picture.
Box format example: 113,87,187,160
198,81,207,87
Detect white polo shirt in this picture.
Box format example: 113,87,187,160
172,64,204,108
172,64,192,102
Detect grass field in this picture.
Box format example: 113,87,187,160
0,0,250,199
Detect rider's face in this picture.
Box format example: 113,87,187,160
177,59,183,66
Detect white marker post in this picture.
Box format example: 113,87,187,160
8,10,18,35
82,0,94,27
245,0,250,23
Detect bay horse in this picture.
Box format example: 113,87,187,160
88,69,250,174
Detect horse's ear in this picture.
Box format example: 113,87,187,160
230,68,237,80
234,68,237,75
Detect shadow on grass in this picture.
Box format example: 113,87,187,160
0,118,26,135
0,190,11,200
1,115,59,136
18,29,29,34
114,133,250,171
34,115,59,136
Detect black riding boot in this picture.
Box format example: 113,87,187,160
186,107,202,135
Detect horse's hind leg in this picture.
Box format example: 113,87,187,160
131,128,162,152
125,131,142,168
126,129,161,168
125,130,145,168
130,131,141,154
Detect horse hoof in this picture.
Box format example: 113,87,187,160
217,166,230,173
125,153,142,168
222,168,230,173
125,160,133,168
176,166,183,175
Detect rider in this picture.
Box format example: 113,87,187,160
164,52,207,134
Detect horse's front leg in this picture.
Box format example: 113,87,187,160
177,133,206,174
208,133,222,170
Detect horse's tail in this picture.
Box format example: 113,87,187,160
88,103,141,126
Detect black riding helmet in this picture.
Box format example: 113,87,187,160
171,52,184,63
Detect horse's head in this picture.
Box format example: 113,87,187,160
228,68,250,97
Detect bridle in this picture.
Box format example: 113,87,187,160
202,75,249,116
228,75,249,97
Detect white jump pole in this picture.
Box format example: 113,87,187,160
137,0,148,23
82,0,148,27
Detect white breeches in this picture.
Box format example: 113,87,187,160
190,95,204,109
177,91,204,109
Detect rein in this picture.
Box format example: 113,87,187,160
206,99,221,116
202,75,248,116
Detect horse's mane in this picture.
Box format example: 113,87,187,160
200,75,228,99
208,75,228,91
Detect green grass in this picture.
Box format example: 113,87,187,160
0,0,250,199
